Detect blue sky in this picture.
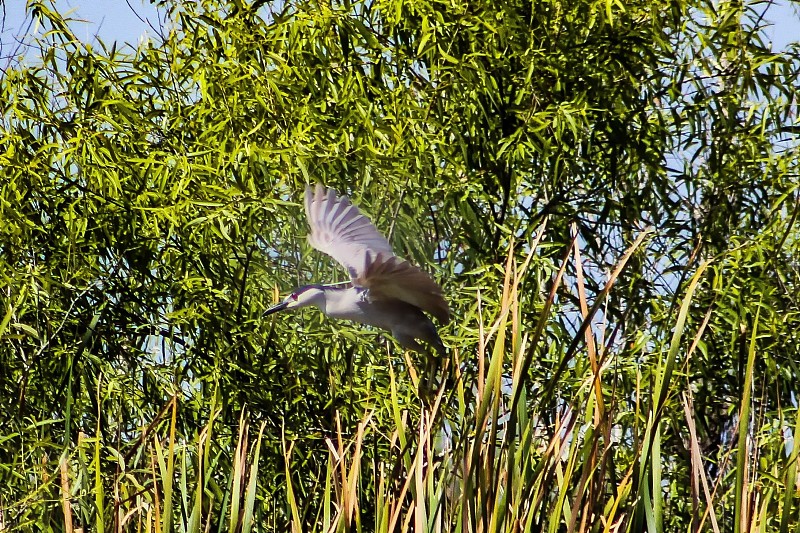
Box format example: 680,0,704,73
1,0,163,55
2,0,799,55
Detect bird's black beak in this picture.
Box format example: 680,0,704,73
263,301,289,317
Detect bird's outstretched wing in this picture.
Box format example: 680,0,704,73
304,184,450,323
355,252,450,324
305,183,394,278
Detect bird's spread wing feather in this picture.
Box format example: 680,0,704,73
305,183,395,279
356,252,450,324
305,184,449,323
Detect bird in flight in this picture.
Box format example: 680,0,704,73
264,184,449,355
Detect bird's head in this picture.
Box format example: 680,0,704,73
263,285,326,316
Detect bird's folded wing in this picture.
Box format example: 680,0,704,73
356,252,450,324
305,183,395,279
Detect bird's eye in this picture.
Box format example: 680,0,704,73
291,293,298,301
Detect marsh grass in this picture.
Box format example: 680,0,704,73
5,233,797,532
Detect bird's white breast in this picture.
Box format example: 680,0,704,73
323,287,389,329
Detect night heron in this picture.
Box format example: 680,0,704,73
264,184,449,355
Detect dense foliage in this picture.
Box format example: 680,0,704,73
1,0,799,530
